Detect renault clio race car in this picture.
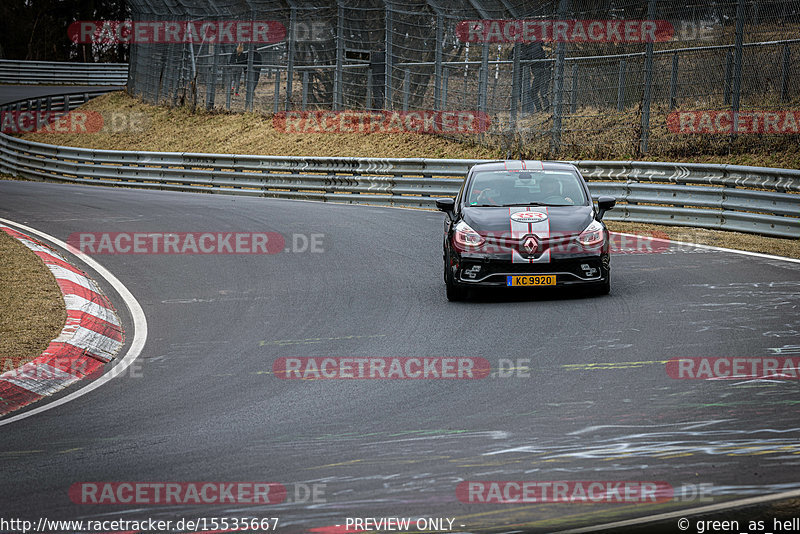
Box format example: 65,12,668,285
436,160,616,301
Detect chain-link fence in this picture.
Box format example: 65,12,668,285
125,0,800,158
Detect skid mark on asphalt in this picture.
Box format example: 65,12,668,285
259,334,386,347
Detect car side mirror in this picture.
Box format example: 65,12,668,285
436,197,456,220
596,196,616,221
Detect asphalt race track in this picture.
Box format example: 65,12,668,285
2,84,800,534
1,176,800,533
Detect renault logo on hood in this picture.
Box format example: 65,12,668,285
522,235,538,254
510,211,548,223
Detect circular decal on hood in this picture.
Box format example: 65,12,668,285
510,211,548,223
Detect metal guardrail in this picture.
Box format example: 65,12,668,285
0,60,128,86
0,90,798,238
0,90,116,113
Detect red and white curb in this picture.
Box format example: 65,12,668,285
0,225,124,416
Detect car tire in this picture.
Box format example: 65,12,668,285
444,253,466,302
594,272,611,296
446,277,466,301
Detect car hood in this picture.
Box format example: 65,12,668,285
461,205,595,237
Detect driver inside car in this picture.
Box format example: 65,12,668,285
537,177,575,205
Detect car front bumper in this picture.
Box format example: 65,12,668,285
453,255,609,287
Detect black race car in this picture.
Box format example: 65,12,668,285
436,160,616,301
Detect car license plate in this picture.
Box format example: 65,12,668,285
506,275,556,287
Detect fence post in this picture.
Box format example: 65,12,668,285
403,68,410,111
669,52,678,110
550,0,568,154
731,0,745,133
463,43,469,109
569,62,578,114
334,0,344,111
434,13,443,111
616,58,626,111
161,43,174,105
510,43,520,131
245,40,255,112
442,67,449,109
639,0,656,154
521,59,530,113
724,49,733,105
302,70,309,110
781,44,790,102
385,3,393,109
274,69,281,113
174,43,187,107
207,43,219,110
286,6,296,111
479,43,489,113
366,68,373,110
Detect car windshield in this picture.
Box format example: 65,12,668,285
465,169,587,207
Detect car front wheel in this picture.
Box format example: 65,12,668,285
444,252,466,302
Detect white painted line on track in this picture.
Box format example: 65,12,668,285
0,217,148,427
613,231,800,264
553,488,800,533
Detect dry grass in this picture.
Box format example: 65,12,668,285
479,101,800,169
20,92,502,159
607,220,800,259
0,230,66,371
22,91,800,167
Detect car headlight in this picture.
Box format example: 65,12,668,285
576,220,605,247
453,220,485,250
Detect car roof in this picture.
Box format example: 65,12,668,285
469,160,578,173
